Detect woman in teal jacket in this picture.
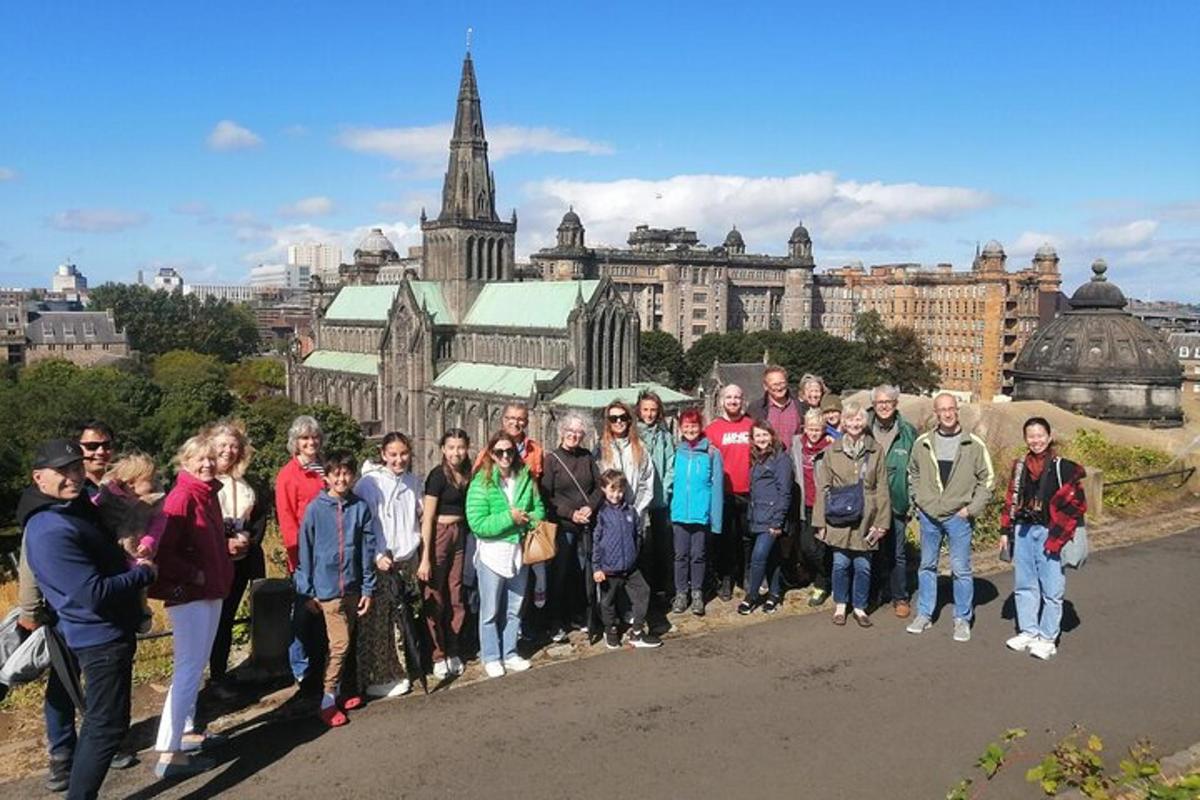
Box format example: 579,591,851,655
466,431,545,678
668,409,724,617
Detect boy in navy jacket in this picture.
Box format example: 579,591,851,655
592,470,662,650
295,451,376,727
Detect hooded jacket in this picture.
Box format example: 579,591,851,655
908,428,995,521
150,470,235,606
295,490,377,601
669,437,725,532
19,488,153,649
635,420,676,510
595,437,655,519
354,467,422,562
592,500,641,575
813,434,892,551
748,449,793,532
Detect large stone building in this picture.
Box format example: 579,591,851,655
531,217,815,349
287,53,686,469
1166,332,1200,399
1013,259,1182,427
24,309,130,366
536,222,1062,401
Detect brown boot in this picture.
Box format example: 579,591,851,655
893,600,911,619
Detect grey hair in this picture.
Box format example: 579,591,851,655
841,399,868,422
872,384,900,402
933,391,959,409
799,374,827,394
286,415,323,456
556,412,594,442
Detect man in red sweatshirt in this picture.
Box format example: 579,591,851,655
705,384,755,602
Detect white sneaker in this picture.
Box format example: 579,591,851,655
1028,638,1058,660
483,661,505,678
447,656,465,676
1006,632,1038,653
432,659,450,680
906,615,933,635
365,679,411,698
503,655,531,673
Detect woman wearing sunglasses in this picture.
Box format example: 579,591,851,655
465,431,546,678
595,402,654,524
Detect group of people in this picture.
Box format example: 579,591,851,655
13,365,1087,799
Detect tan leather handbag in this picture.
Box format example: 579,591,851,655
522,520,558,565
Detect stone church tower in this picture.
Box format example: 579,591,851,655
421,52,517,320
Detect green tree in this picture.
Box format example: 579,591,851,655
854,310,941,394
639,331,693,389
228,356,285,402
89,283,260,362
153,350,229,392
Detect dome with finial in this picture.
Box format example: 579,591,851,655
559,206,582,228
981,239,1005,257
1035,243,1058,260
1013,258,1182,427
356,227,397,257
724,226,745,248
789,221,811,243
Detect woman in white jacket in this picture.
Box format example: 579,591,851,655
353,432,422,698
595,402,654,522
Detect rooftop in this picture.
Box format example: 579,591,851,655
463,280,600,329
550,382,693,409
323,285,400,322
432,361,559,397
301,350,381,376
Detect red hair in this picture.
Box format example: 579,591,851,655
679,408,705,427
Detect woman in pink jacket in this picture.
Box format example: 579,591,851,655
150,434,234,778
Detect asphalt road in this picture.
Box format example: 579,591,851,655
18,529,1200,799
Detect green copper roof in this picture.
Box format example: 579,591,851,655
409,281,452,324
432,362,559,397
550,382,694,409
323,285,400,322
302,350,381,376
463,280,601,328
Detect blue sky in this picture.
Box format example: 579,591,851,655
1,1,1198,300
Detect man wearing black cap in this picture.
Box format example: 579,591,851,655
20,439,156,800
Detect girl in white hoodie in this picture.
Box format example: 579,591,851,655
354,432,422,698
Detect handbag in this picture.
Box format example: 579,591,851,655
504,471,557,565
824,458,867,527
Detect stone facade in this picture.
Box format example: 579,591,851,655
24,309,130,367
1166,332,1200,398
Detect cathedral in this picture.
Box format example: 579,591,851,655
286,53,687,469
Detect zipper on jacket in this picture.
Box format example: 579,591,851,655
337,499,345,596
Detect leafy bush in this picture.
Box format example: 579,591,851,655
1060,429,1173,510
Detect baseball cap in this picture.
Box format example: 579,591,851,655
32,439,84,469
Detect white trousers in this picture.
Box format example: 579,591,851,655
155,598,222,752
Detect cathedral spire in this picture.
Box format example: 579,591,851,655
439,51,497,222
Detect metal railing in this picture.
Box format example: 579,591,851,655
1104,466,1195,489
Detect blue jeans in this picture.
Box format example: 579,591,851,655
289,587,327,683
832,549,871,610
872,514,910,602
673,523,707,593
1013,523,1066,641
917,511,974,621
746,530,783,600
477,563,528,664
69,638,134,800
44,664,77,759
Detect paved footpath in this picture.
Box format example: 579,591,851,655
14,529,1200,799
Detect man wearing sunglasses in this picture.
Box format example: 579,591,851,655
77,421,116,500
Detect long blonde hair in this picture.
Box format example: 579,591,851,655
202,418,255,479
599,401,645,467
102,452,159,490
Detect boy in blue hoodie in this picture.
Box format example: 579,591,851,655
592,470,662,650
295,451,376,727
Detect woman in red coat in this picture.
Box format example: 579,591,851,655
151,434,234,778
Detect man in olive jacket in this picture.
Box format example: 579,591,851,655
866,385,918,618
905,393,994,642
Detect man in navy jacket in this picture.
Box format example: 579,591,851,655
22,439,156,800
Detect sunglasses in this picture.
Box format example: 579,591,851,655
80,440,113,451
491,447,515,458
607,414,630,423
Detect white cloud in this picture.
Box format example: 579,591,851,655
1089,219,1159,250
240,220,423,267
0,167,16,182
170,200,211,216
279,195,335,218
207,120,263,151
337,123,612,164
517,171,995,255
48,208,150,233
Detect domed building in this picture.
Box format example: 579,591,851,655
1013,259,1183,427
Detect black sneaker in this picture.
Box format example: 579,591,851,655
670,592,689,614
690,590,706,617
604,627,622,650
718,577,733,602
46,756,71,793
763,596,780,614
629,628,662,648
737,599,755,615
